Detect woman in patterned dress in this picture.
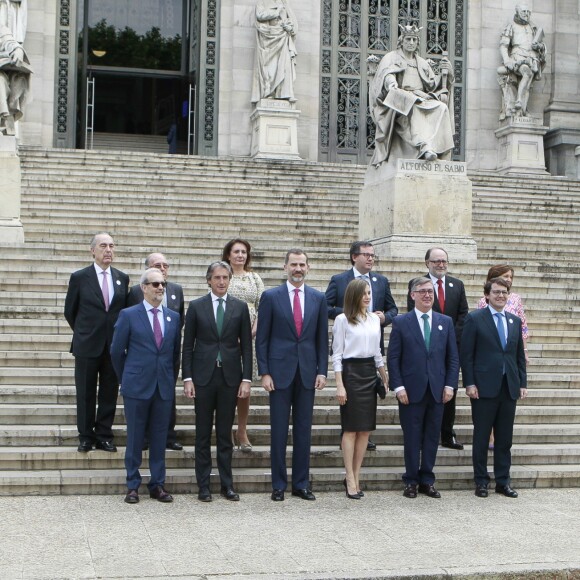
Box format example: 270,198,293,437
222,239,265,452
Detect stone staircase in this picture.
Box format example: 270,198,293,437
0,146,578,495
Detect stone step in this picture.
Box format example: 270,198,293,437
1,423,579,448
0,462,578,496
0,443,578,471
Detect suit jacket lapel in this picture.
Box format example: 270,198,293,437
109,267,121,306
221,296,235,334
482,308,504,350
88,266,106,309
137,304,158,348
407,312,428,352
505,312,517,347
202,294,219,339
301,286,315,336
277,284,298,339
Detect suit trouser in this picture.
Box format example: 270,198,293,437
269,369,315,491
144,387,178,445
471,377,517,486
74,352,119,443
440,388,458,442
194,366,238,489
398,389,444,485
123,388,172,490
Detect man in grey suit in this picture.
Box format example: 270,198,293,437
460,277,527,499
64,232,129,453
128,252,184,450
182,261,252,502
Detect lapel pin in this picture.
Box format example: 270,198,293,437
116,279,121,285
171,294,176,300
509,318,514,324
166,316,171,322
448,282,454,287
372,277,377,282
438,325,443,331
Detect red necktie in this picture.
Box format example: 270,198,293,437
101,270,110,312
293,288,303,337
437,279,445,313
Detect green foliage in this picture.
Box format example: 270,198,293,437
83,19,181,71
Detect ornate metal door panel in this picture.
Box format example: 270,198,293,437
320,0,466,164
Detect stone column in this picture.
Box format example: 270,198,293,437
544,2,580,177
0,137,24,244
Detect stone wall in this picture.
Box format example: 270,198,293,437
218,0,321,160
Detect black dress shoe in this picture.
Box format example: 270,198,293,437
271,489,285,501
220,487,240,501
403,484,417,498
291,488,316,500
166,441,183,451
367,439,377,451
77,441,93,453
475,484,489,498
149,485,173,502
418,483,441,498
124,489,139,504
441,437,464,450
95,440,117,453
198,488,212,502
495,484,518,498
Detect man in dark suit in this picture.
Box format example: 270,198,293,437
182,261,252,502
64,232,129,453
256,249,329,502
326,240,398,450
128,252,185,450
407,246,468,450
388,276,459,499
460,277,527,499
111,268,181,504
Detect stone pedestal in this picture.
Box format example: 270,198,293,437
359,158,476,261
250,99,301,160
545,128,580,178
495,117,549,175
0,137,25,245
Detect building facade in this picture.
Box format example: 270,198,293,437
17,1,580,175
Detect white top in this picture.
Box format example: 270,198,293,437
428,273,445,300
143,300,165,335
489,304,508,336
414,308,432,340
93,263,113,305
331,313,384,372
210,291,228,319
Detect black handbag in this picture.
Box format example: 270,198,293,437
375,376,386,399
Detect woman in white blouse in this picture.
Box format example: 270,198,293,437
333,278,389,499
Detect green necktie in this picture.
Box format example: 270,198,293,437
216,298,224,362
421,313,431,350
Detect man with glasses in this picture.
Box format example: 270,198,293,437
326,241,398,450
388,277,459,499
111,268,182,504
407,247,468,450
460,277,527,499
129,252,185,450
64,232,129,453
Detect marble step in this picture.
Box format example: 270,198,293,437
1,443,578,471
1,423,580,447
0,463,578,496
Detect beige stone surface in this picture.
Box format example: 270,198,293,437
0,490,579,579
0,143,24,243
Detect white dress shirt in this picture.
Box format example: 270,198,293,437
414,307,432,341
143,300,165,335
488,304,508,336
94,263,114,304
211,292,228,318
286,281,304,318
428,273,445,301
331,313,384,372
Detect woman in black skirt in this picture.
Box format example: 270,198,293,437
333,278,389,499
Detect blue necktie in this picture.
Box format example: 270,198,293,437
495,312,506,350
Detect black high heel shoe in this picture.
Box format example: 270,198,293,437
343,478,361,499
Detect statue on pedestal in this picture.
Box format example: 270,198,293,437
0,0,31,136
497,3,546,120
251,0,297,104
368,24,455,168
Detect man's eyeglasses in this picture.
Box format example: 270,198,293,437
429,260,448,265
144,281,167,288
490,290,509,296
355,253,376,259
413,289,434,296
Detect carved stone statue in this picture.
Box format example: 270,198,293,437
251,0,297,104
498,3,546,120
0,0,31,136
368,24,455,168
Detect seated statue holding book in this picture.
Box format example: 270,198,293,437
368,24,455,168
